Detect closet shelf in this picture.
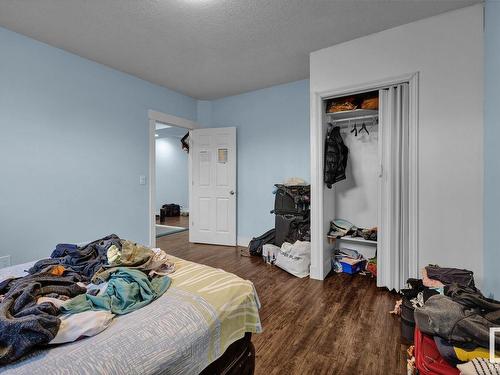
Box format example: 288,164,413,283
327,235,377,245
326,109,378,123
326,109,378,119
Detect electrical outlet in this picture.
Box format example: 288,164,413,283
139,175,147,185
0,255,11,269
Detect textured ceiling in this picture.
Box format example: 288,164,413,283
0,0,479,99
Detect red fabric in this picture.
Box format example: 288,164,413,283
414,328,459,375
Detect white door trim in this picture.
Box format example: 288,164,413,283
148,110,199,248
310,72,419,280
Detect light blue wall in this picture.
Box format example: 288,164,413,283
156,136,189,213
484,0,500,298
203,80,310,242
0,27,197,264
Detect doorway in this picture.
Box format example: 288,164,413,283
148,110,197,248
148,110,238,250
155,122,190,241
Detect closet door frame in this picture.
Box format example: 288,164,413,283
309,72,419,281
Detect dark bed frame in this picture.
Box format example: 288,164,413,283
199,333,255,375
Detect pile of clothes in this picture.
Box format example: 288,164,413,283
0,234,175,364
401,265,500,375
328,219,377,242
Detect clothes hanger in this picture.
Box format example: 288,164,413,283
360,122,369,135
351,122,358,137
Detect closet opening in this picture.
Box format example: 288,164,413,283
310,73,419,292
324,91,380,280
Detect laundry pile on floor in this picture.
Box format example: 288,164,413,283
396,265,500,375
246,180,311,278
0,234,175,364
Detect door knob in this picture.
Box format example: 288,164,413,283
230,190,235,195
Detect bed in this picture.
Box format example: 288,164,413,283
0,256,262,375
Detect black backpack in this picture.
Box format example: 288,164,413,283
248,229,275,256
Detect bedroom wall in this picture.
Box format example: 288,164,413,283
484,0,500,298
155,136,189,213
199,80,310,245
310,5,484,285
0,27,197,265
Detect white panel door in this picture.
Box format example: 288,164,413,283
189,127,236,246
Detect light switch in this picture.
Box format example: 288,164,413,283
139,175,147,185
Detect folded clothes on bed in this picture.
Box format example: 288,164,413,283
61,267,171,315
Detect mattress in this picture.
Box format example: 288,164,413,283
0,256,262,375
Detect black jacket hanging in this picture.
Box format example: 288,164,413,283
324,125,348,188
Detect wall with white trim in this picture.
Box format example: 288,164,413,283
484,0,500,298
0,27,197,265
310,5,484,286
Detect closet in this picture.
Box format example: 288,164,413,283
313,80,418,291
324,91,380,271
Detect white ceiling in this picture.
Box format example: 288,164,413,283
0,0,479,99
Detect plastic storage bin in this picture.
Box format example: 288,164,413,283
338,257,367,274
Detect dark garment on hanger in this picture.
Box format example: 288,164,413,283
324,126,348,188
181,132,189,153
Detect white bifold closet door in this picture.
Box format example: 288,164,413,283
378,83,413,291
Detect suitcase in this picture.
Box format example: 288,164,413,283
275,214,297,247
414,328,459,375
160,204,181,221
272,184,310,216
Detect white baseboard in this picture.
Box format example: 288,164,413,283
237,236,251,247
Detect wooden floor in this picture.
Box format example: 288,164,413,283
157,215,189,228
157,231,407,375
